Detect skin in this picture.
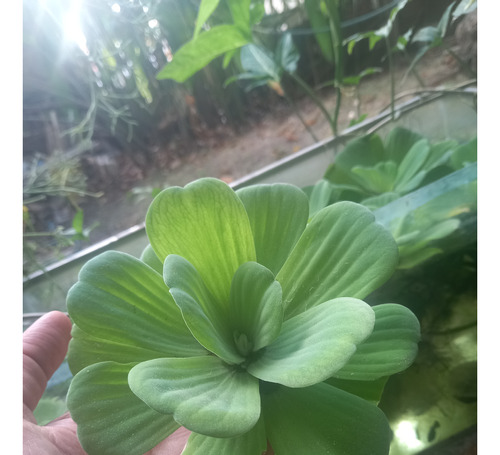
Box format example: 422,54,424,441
23,311,191,455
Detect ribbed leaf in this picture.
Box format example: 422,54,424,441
333,303,420,380
229,261,283,354
262,382,392,455
325,376,389,404
68,325,191,375
139,243,163,274
394,139,430,192
146,178,256,305
384,127,424,163
307,179,336,218
182,416,267,455
277,201,399,319
67,362,179,455
164,254,244,364
236,183,309,275
352,161,398,193
128,356,261,438
247,298,375,388
156,25,249,82
66,252,204,375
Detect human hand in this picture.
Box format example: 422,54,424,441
23,311,190,455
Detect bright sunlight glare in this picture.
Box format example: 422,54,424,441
111,3,121,13
394,420,424,451
62,0,89,55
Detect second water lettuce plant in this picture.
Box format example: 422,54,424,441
66,178,420,454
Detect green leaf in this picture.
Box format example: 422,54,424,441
452,0,477,22
398,246,443,269
236,183,309,275
308,179,336,218
361,192,400,210
249,2,266,26
275,32,300,74
277,201,399,319
146,178,256,305
128,356,261,438
193,0,221,39
72,209,84,234
222,48,237,68
229,262,283,354
325,376,389,404
68,324,197,375
183,415,267,455
247,298,375,388
333,133,386,174
67,252,205,375
67,362,179,455
450,137,477,170
437,1,455,38
156,25,249,82
384,127,425,163
412,26,439,44
34,397,67,426
394,139,430,192
262,382,392,455
425,139,458,170
304,0,334,62
333,303,420,380
139,243,163,274
352,161,398,193
227,0,251,37
239,43,281,80
164,254,244,365
342,67,382,86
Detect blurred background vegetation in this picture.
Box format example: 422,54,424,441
23,0,476,275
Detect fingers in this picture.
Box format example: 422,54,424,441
148,427,191,455
23,311,73,413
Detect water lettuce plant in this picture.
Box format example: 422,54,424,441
305,128,477,269
66,178,420,454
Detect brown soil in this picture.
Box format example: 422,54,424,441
53,41,475,260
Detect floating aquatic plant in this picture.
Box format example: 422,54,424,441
66,178,420,454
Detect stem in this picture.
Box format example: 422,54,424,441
283,91,320,143
289,72,335,136
385,36,395,120
325,0,343,137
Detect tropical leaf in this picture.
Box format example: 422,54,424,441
156,25,249,82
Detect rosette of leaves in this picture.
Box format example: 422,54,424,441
322,127,463,209
305,129,476,269
66,178,420,455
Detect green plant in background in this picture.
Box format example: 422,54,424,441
303,0,344,135
156,0,260,83
344,0,409,119
66,178,420,454
224,32,331,142
403,0,477,83
305,127,477,269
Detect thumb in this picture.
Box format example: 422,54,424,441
23,312,73,413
